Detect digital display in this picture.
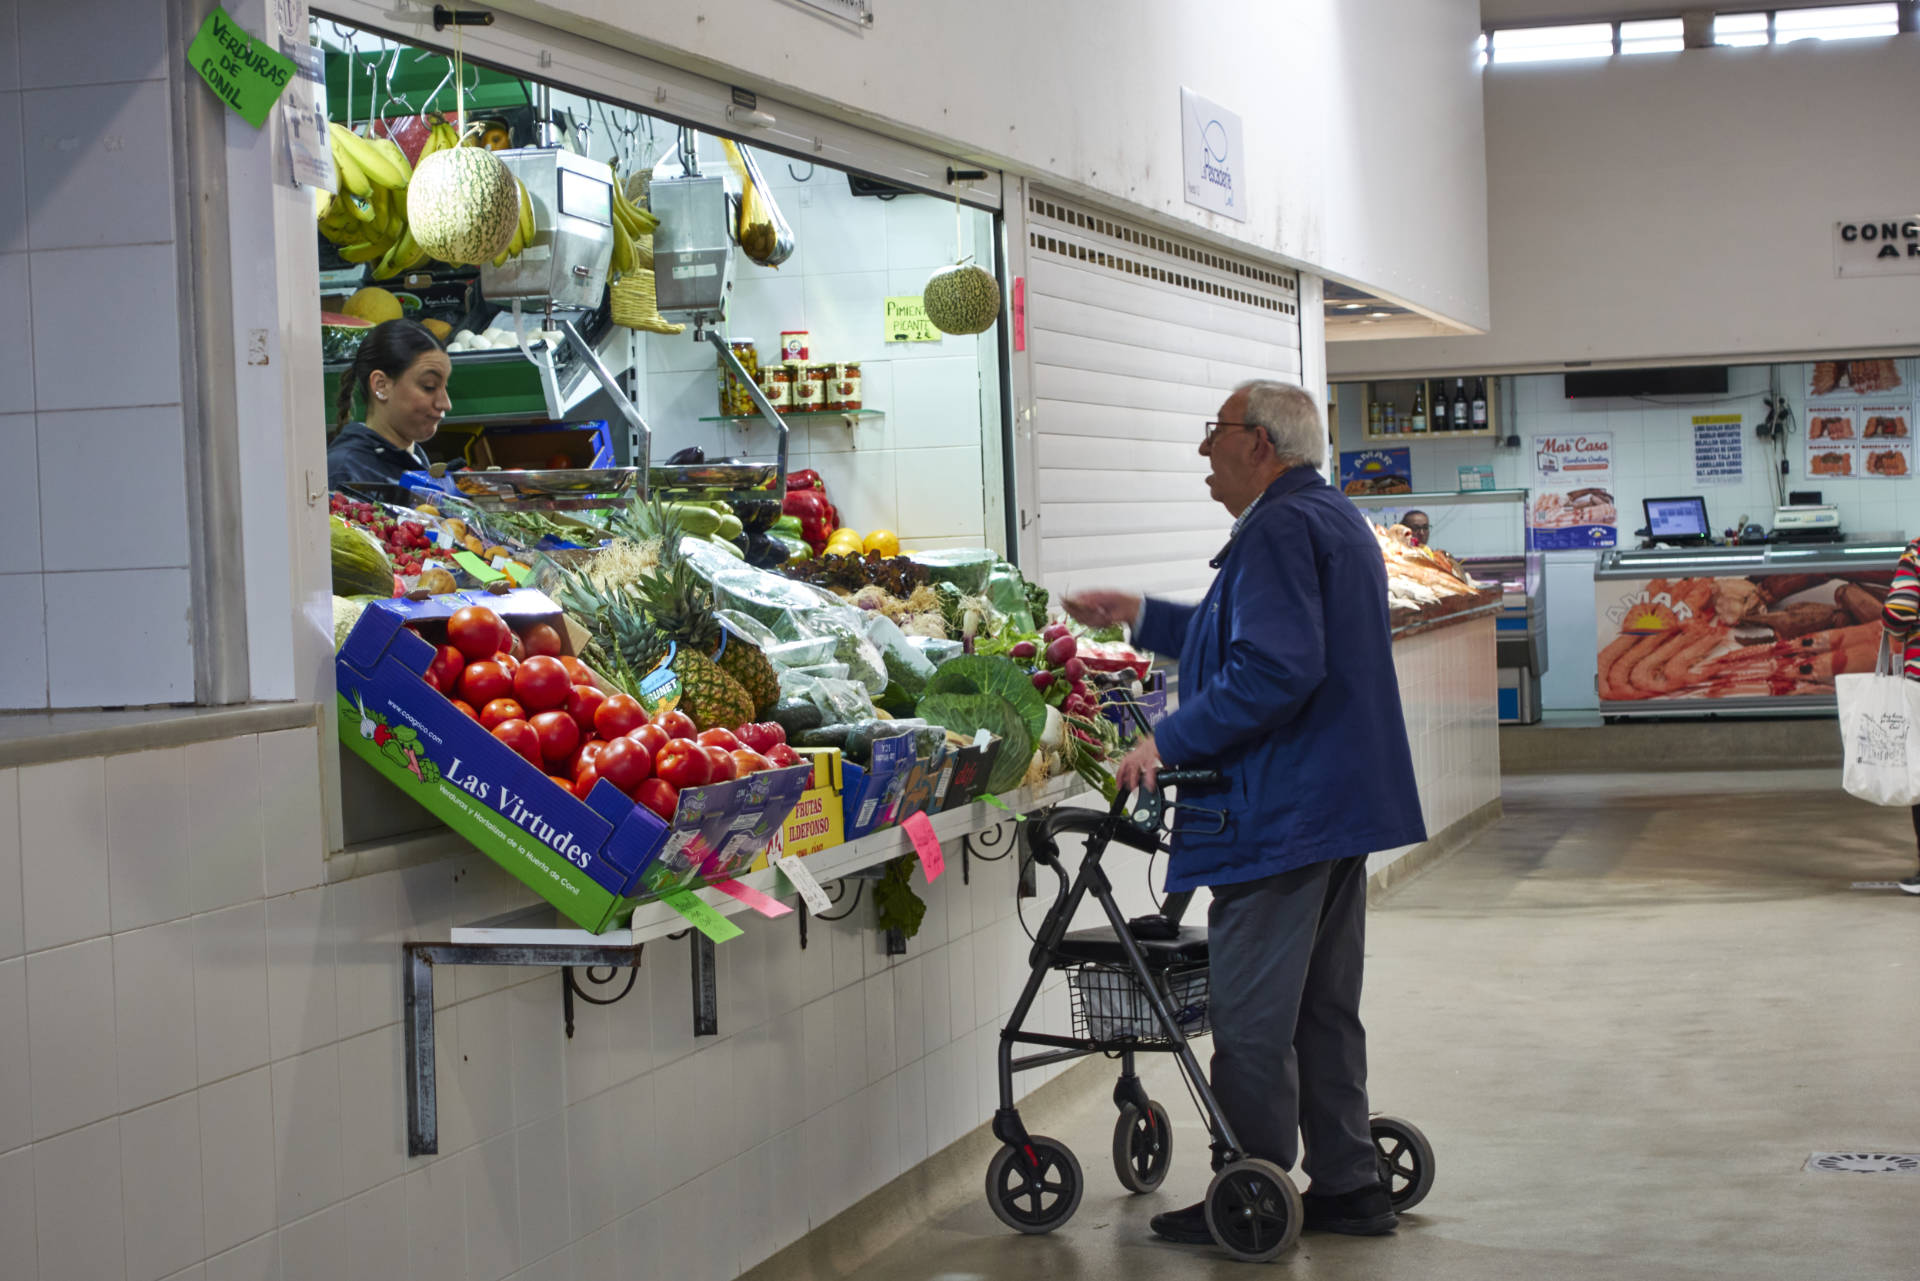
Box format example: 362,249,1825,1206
1644,496,1709,539
558,169,611,226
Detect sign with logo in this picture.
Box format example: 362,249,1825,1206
1690,414,1743,486
1180,87,1245,222
1338,447,1411,496
1528,433,1615,550
1835,218,1920,277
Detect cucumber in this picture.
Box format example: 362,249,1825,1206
795,723,854,751
770,697,826,736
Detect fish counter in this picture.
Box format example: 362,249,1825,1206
1594,537,1906,718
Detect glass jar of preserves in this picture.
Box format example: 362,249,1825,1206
834,362,862,412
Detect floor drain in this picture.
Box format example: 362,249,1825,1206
1805,1152,1920,1175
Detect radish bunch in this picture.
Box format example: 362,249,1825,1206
1013,624,1101,719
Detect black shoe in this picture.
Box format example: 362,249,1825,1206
1148,1201,1212,1245
1900,875,1920,896
1303,1182,1398,1235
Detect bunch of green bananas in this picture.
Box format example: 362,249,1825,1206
317,122,430,281
608,170,659,278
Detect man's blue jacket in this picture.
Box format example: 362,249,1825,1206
1134,467,1426,891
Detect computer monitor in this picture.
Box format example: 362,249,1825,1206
1643,496,1710,543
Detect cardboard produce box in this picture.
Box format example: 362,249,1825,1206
760,748,846,867
336,590,808,930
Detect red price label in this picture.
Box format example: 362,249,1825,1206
710,876,792,918
902,811,945,882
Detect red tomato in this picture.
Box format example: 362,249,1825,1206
559,655,597,688
448,605,507,661
508,634,527,662
572,766,601,801
574,739,609,779
493,651,520,676
596,737,653,792
424,644,466,695
496,615,516,654
653,739,711,789
450,698,480,722
546,774,574,792
479,697,526,730
490,719,542,767
765,742,801,768
628,723,670,758
460,660,513,706
702,745,737,782
514,656,572,713
730,749,770,777
633,777,679,821
530,710,581,765
653,708,697,740
734,722,779,753
565,684,607,735
697,727,741,752
595,694,648,740
522,623,564,658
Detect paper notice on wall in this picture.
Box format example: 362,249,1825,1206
1528,433,1615,550
1807,358,1907,401
1855,404,1912,479
279,40,335,191
1690,415,1744,486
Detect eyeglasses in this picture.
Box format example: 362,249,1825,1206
1202,419,1259,444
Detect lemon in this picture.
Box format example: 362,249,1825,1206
343,286,404,324
862,529,900,557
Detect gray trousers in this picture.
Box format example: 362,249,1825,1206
1205,854,1377,1193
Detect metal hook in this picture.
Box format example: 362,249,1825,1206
787,161,815,183
378,38,409,122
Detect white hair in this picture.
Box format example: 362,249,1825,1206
1235,380,1325,469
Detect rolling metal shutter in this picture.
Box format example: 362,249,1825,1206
1019,190,1302,602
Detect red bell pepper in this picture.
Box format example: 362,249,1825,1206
782,488,835,553
787,469,825,491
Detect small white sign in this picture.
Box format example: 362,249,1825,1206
1180,87,1246,223
1834,217,1920,277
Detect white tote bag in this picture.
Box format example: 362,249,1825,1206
1837,634,1920,806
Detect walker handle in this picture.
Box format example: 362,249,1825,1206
1155,768,1223,789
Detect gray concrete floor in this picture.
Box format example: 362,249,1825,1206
826,769,1920,1279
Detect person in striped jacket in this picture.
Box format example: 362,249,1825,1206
1882,537,1920,895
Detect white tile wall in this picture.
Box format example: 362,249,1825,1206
0,12,193,707
1366,617,1502,881
638,144,998,549
0,719,1090,1279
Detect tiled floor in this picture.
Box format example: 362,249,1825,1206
776,767,1920,1281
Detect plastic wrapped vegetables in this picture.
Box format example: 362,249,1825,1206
678,537,889,693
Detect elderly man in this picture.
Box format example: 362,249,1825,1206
1065,380,1425,1242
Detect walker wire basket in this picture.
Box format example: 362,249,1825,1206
1067,961,1211,1045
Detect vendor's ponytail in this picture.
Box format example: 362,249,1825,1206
337,318,445,426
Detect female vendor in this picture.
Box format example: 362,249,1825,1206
325,318,453,488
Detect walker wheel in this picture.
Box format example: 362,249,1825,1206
1370,1115,1436,1211
1203,1158,1302,1262
1111,1100,1173,1193
986,1136,1083,1234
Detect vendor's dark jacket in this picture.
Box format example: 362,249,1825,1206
1134,467,1426,891
326,421,425,490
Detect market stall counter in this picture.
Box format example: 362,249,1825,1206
1594,536,1904,718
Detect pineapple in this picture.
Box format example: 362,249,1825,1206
667,647,755,731
634,553,781,717
556,564,755,728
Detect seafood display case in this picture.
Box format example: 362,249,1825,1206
1593,537,1906,719
1460,552,1547,725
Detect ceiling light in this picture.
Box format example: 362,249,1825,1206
1341,302,1365,310
1369,310,1390,318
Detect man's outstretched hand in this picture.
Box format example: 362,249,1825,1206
1062,590,1142,630
1115,732,1160,793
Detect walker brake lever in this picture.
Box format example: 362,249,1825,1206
1127,789,1227,837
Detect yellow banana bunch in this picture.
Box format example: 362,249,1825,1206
606,171,657,279
489,177,536,268
319,123,431,271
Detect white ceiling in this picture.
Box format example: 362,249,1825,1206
1480,0,1877,24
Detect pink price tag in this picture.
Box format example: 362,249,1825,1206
709,877,793,918
902,811,945,882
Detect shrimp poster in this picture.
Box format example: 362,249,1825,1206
1595,571,1893,708
1528,433,1616,550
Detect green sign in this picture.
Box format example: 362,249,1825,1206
883,296,943,343
187,6,295,129
662,891,744,942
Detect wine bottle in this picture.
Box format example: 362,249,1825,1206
1431,380,1451,432
1451,377,1469,429
1410,385,1427,434
1470,377,1488,428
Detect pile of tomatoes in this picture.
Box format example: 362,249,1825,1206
415,603,801,823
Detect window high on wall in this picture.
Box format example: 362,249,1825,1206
1487,4,1908,63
